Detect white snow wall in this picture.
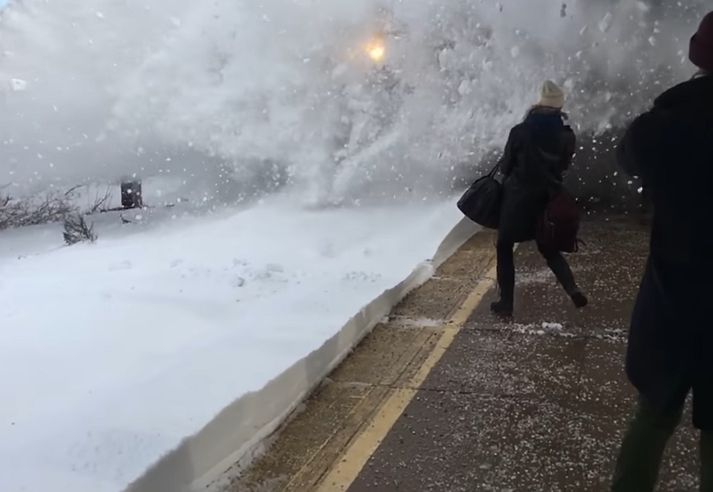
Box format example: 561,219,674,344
125,217,481,492
0,0,709,204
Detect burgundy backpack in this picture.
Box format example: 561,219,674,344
536,190,581,253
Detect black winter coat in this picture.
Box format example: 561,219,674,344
497,107,576,242
617,75,713,429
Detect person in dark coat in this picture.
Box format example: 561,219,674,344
612,11,713,492
491,81,588,316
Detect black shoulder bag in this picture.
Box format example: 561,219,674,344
457,164,502,229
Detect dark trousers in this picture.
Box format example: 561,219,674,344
612,396,713,491
496,238,578,304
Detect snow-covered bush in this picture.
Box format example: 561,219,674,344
0,191,76,230
62,214,96,245
0,185,112,230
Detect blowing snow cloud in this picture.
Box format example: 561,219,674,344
0,0,708,204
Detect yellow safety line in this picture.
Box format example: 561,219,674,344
316,263,497,492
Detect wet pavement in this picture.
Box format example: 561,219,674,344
230,216,700,492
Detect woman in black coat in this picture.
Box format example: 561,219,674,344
491,81,587,316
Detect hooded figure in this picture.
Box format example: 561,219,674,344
491,80,587,316
612,11,713,492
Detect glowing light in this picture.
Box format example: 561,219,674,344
366,40,386,63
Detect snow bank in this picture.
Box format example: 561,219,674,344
0,198,464,492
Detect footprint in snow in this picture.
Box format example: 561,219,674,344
109,260,132,271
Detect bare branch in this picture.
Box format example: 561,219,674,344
64,184,84,197
0,191,78,230
88,186,112,214
63,214,97,245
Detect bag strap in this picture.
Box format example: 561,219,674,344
487,163,501,178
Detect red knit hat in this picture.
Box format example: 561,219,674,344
690,11,713,72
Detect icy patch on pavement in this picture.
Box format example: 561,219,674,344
518,270,554,285
511,322,568,337
508,321,627,342
541,322,564,332
389,316,444,329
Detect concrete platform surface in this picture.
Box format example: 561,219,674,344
229,217,700,492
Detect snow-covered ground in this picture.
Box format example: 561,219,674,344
0,197,461,492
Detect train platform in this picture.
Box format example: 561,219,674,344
231,216,699,492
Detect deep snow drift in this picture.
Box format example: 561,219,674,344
0,198,463,491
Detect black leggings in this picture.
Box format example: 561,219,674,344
496,238,578,304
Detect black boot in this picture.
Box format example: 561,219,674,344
490,300,513,317
571,290,588,308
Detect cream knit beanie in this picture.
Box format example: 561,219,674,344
538,80,565,109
